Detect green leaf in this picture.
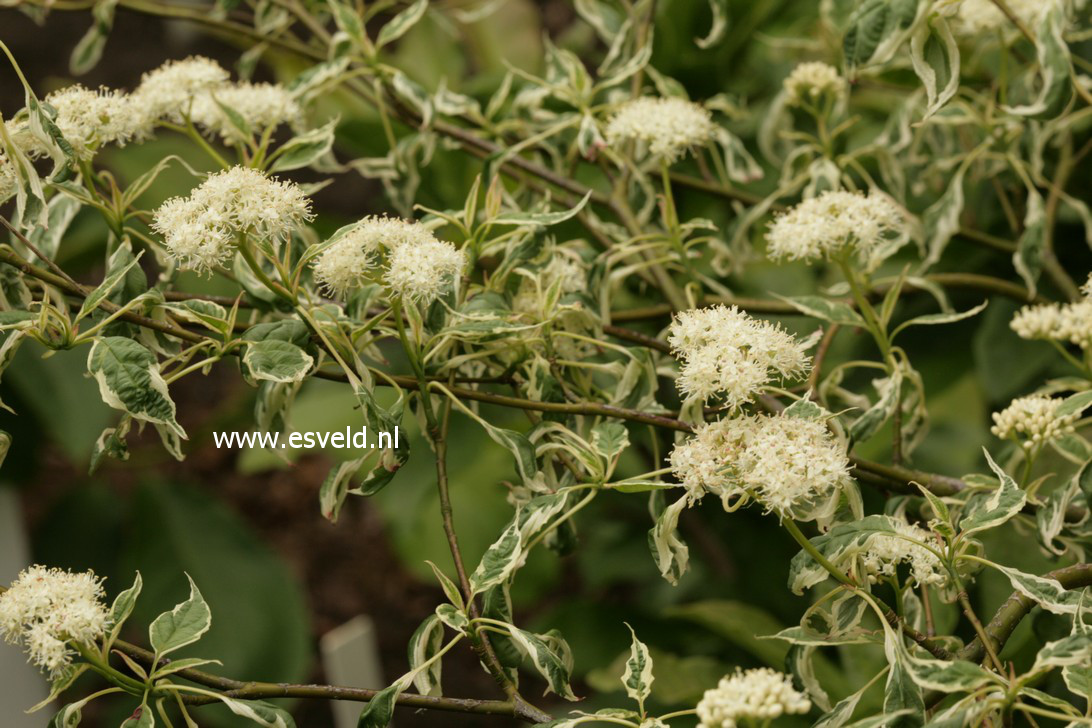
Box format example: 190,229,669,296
469,516,522,595
1029,633,1092,676
106,571,142,648
695,0,728,49
504,624,579,700
162,300,231,337
120,705,154,727
958,449,1026,535
76,251,144,323
149,573,211,658
1013,188,1046,296
921,160,969,269
357,682,403,728
408,614,444,697
908,15,959,119
843,0,922,70
318,455,369,523
376,0,428,49
1002,6,1073,119
648,497,689,585
1057,390,1092,418
621,623,654,708
87,336,186,439
150,656,223,679
989,562,1085,615
775,295,866,328
891,300,987,340
244,339,315,383
491,191,592,227
425,560,464,611
269,120,337,173
214,697,296,727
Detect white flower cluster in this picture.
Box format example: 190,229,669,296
152,166,312,271
1011,296,1092,351
860,519,947,587
670,413,850,520
991,395,1078,448
605,97,716,163
191,82,301,146
783,62,847,106
668,305,811,407
2,56,299,166
955,0,1064,34
696,668,811,728
766,190,906,268
0,565,109,677
43,85,150,158
135,56,231,123
312,216,465,303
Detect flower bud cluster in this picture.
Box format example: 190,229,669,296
783,62,847,106
696,668,811,728
990,395,1078,448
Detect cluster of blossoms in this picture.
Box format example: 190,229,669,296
0,566,109,677
860,518,947,587
991,395,1078,448
783,61,847,106
605,96,716,163
152,166,312,271
1,56,297,171
190,82,301,146
311,216,465,304
1010,286,1092,351
696,668,811,728
668,305,811,407
670,413,851,520
765,189,906,269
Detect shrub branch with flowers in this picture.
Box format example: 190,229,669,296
1,0,1092,727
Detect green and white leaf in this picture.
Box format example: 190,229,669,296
87,336,186,438
148,574,211,658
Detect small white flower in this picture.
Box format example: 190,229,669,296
668,305,811,407
192,82,301,146
42,85,149,159
134,56,230,124
0,565,109,677
860,518,947,587
991,395,1078,448
152,166,312,271
312,215,465,303
670,413,850,520
385,236,466,304
783,62,847,106
605,97,715,163
1011,298,1092,351
766,189,906,269
696,668,811,728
